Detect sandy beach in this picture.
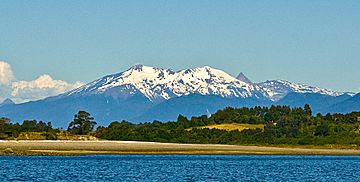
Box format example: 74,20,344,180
1,140,360,155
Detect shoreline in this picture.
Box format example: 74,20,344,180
1,140,360,156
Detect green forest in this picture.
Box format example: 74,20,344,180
2,104,360,146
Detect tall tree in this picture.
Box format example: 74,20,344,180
304,104,312,116
68,111,97,135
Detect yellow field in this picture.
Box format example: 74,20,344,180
190,123,264,131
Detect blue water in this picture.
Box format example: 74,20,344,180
0,155,359,181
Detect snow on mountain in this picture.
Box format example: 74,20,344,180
255,80,345,101
66,65,257,102
64,65,347,103
2,65,355,126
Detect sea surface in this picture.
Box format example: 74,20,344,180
0,155,359,181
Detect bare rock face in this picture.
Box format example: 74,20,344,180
236,72,252,84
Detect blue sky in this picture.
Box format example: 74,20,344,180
1,0,360,96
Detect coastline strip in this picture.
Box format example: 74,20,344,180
1,140,360,155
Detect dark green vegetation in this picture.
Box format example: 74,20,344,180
95,104,360,146
0,111,94,140
0,117,59,140
68,111,97,135
1,105,360,146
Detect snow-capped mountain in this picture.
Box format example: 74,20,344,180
1,65,356,127
65,65,346,102
255,80,346,101
66,65,260,102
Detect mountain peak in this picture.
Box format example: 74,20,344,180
128,64,154,71
65,65,344,104
185,66,216,73
256,79,344,101
0,98,15,107
236,72,252,84
200,65,214,70
67,65,255,101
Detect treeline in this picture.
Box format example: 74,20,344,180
95,104,360,145
0,118,58,139
0,111,96,140
1,104,360,146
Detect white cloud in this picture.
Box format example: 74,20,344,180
0,61,83,103
11,74,83,102
0,61,15,102
0,61,15,85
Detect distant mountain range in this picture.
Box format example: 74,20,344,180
0,65,358,127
